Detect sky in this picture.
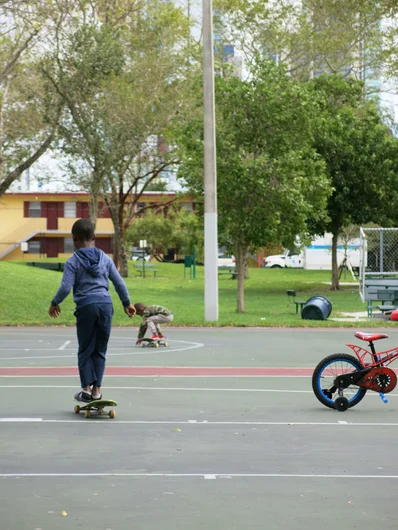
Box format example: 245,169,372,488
10,1,398,193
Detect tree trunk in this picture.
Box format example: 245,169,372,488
108,200,121,270
113,224,121,271
119,238,129,277
117,202,129,278
235,242,248,313
331,230,340,290
89,193,99,230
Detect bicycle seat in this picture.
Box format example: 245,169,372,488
355,332,388,342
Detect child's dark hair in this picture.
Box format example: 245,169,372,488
134,302,146,312
72,219,95,241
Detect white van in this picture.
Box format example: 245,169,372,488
264,234,361,270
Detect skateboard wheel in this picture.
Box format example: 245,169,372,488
142,343,146,348
164,342,168,347
84,410,91,418
74,405,80,414
155,342,159,348
109,410,116,419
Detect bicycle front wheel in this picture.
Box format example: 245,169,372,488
312,353,367,410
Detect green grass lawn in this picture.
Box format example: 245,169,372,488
0,260,389,327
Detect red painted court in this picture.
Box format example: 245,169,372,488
0,366,313,377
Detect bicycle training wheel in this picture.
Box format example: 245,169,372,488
312,353,367,410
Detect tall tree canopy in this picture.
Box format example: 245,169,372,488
308,74,398,289
177,60,331,312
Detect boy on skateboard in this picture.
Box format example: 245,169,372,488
134,303,173,345
49,219,136,402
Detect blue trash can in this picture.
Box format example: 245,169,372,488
302,296,332,321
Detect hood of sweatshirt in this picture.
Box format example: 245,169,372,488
75,247,104,277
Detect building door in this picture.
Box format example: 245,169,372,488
46,238,59,258
42,202,63,229
42,202,58,229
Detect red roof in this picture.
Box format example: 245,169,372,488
5,191,179,197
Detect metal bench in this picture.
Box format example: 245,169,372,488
26,262,64,272
218,266,237,279
377,305,397,315
134,264,159,278
364,285,398,316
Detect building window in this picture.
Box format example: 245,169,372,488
64,237,74,254
64,202,76,218
76,202,89,218
136,202,146,216
29,202,41,218
180,202,193,212
28,241,40,253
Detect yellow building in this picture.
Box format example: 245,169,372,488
0,191,194,260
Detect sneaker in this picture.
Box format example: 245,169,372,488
158,334,164,339
74,391,93,403
150,335,160,340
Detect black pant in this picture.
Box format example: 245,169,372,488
75,303,113,387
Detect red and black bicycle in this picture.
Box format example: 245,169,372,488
312,332,398,411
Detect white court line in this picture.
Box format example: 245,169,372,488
0,418,42,422
0,385,396,398
0,352,153,360
0,346,134,350
0,372,311,379
1,472,398,479
58,341,71,351
0,385,313,393
0,339,204,360
1,419,398,426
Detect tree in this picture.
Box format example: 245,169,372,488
0,0,64,197
145,180,169,192
214,0,384,87
126,206,203,260
177,60,331,312
42,1,194,276
307,74,398,289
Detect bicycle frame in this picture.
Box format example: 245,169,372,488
347,341,398,368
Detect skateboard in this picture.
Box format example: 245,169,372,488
73,399,117,419
140,337,168,348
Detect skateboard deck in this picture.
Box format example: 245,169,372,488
73,399,117,418
140,337,168,348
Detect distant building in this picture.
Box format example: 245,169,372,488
0,191,195,260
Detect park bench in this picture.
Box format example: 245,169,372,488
218,265,237,279
365,285,398,316
134,263,160,278
376,290,398,315
26,262,64,272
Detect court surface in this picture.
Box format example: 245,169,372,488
1,326,398,530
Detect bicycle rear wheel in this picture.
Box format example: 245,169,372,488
312,353,367,410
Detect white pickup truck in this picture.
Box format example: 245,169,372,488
264,249,304,268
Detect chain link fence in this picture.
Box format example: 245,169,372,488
360,228,398,313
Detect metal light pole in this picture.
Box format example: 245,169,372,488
203,0,219,321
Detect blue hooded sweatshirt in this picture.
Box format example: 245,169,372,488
51,248,130,310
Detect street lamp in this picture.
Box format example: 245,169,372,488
203,0,219,321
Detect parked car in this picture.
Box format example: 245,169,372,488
217,252,235,267
131,250,151,262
